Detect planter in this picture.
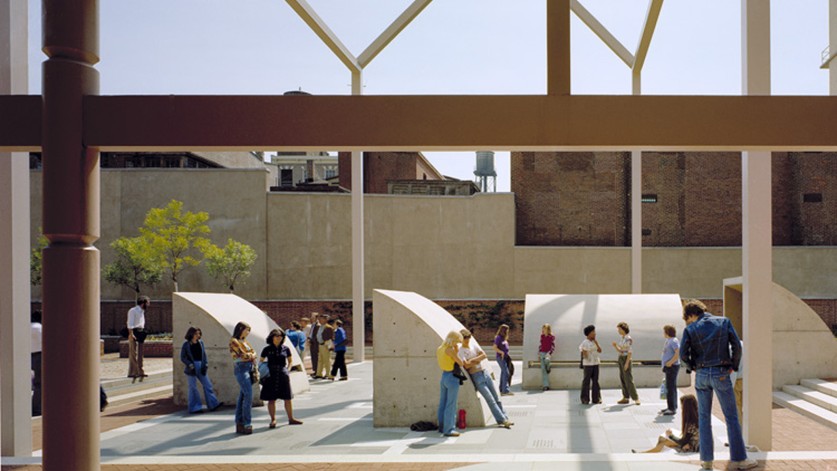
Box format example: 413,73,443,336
119,339,173,358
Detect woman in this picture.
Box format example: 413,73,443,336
660,324,681,416
612,322,640,405
539,324,555,391
493,324,512,396
458,329,512,428
229,321,257,434
260,328,303,428
181,326,222,413
437,330,465,437
633,394,699,453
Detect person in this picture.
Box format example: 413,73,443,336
612,322,640,405
315,315,334,379
680,299,758,470
307,313,320,376
260,328,303,428
287,321,306,357
458,329,512,428
329,319,348,381
100,385,109,413
180,326,222,414
437,330,465,437
633,394,699,454
229,321,257,434
493,324,513,396
579,324,602,405
127,296,150,381
31,310,43,416
660,324,681,416
539,324,555,391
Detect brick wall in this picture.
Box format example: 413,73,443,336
512,151,630,246
338,152,444,194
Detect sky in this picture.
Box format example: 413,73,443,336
25,0,831,192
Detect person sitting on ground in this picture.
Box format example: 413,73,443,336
633,394,699,454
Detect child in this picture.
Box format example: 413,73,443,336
579,324,602,404
539,324,555,391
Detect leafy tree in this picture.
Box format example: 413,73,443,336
205,239,257,292
30,230,48,286
103,236,163,295
139,200,211,292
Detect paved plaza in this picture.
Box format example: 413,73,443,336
4,357,836,470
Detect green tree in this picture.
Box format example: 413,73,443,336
30,230,48,286
205,239,257,292
139,200,211,292
103,236,163,295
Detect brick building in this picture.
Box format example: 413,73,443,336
512,151,837,247
338,151,447,193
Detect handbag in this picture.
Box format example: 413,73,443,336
249,364,259,384
258,361,270,380
659,379,668,400
451,363,468,384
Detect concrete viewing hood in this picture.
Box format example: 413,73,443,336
522,294,691,390
373,289,491,427
723,278,837,388
172,292,310,407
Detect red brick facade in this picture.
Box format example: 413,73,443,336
512,151,836,247
338,151,445,193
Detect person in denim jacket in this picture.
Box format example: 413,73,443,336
680,299,757,471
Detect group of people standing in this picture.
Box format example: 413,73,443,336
303,313,349,381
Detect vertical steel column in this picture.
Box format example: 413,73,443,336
41,0,101,469
0,0,32,457
630,151,642,293
351,70,365,362
741,0,772,451
547,0,571,96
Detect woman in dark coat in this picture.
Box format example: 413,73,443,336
181,326,222,413
259,328,303,428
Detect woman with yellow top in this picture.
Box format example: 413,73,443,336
229,321,257,434
437,330,465,437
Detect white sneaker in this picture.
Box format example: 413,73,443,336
730,458,758,470
700,461,713,470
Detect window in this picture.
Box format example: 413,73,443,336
803,193,822,203
641,194,658,203
280,169,293,187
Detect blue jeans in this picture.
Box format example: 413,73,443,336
234,361,253,427
437,371,460,434
471,370,508,424
663,364,680,412
539,352,551,388
695,367,748,463
187,361,220,413
497,358,510,393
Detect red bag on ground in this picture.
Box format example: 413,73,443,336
457,408,467,430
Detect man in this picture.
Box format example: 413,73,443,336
457,328,512,428
315,316,334,379
329,319,348,381
307,313,320,377
127,296,150,381
31,310,43,416
680,299,758,470
579,324,602,405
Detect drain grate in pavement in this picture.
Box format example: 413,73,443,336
645,422,673,431
531,439,554,448
507,410,531,418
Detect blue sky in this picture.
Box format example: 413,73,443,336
26,1,831,191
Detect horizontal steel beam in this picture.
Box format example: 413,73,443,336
3,94,837,151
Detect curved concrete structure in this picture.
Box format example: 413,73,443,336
373,289,491,427
724,278,837,388
172,292,309,407
522,294,691,390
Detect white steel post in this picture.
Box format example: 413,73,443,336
741,0,772,451
351,70,365,362
830,0,837,94
0,0,32,457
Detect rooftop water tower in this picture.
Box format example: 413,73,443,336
474,151,497,192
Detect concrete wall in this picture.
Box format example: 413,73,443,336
372,289,490,427
30,172,836,307
521,294,691,390
723,281,837,388
172,292,309,407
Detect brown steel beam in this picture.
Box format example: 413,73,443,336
0,95,41,151
82,94,837,151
